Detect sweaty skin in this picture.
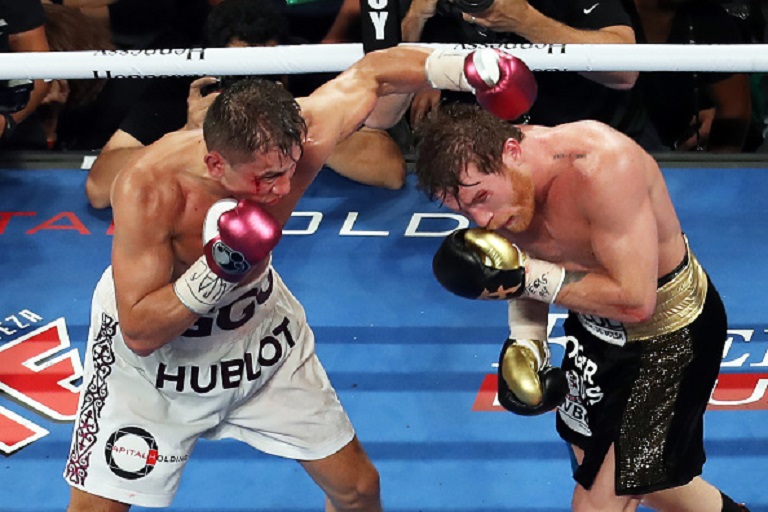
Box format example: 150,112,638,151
109,46,434,356
69,42,448,512
110,130,310,355
441,120,686,324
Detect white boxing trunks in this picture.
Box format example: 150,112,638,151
63,264,354,508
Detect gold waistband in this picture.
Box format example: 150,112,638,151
625,247,708,341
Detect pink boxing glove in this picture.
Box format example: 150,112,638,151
463,49,537,121
203,198,282,282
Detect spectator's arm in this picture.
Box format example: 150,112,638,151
3,25,51,135
399,0,443,132
184,77,219,130
706,73,752,153
86,130,144,209
325,127,406,189
322,0,362,43
401,0,439,42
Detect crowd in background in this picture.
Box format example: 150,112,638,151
1,0,767,161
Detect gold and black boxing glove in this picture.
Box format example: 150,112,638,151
496,297,566,415
432,228,565,303
497,337,567,416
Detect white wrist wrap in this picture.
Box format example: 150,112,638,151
173,256,238,315
522,258,565,304
508,299,548,339
507,299,551,368
424,49,473,92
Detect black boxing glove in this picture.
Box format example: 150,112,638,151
432,228,565,302
497,337,567,416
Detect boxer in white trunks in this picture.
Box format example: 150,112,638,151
63,46,537,510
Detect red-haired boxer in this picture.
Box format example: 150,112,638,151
420,103,750,512
63,47,536,511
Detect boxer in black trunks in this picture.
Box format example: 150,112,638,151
419,102,750,511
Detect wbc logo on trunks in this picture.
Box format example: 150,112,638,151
104,426,159,480
209,239,251,276
203,198,252,278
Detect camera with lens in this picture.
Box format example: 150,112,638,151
1,23,34,114
436,0,508,42
0,79,33,114
440,0,494,15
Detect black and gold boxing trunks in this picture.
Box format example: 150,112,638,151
555,240,727,495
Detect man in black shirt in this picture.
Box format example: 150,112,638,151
622,0,752,152
0,0,51,148
402,0,664,150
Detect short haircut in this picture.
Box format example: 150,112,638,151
414,102,524,202
203,78,306,164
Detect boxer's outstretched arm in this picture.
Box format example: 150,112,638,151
299,46,536,168
297,45,433,167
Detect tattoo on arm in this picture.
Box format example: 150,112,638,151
563,271,586,287
552,153,587,160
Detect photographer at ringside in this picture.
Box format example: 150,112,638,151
401,0,665,150
0,0,51,149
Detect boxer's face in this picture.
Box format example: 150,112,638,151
440,139,534,233
207,144,300,204
441,162,534,233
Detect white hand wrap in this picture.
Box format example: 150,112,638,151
508,299,550,368
424,49,473,92
173,255,238,315
522,258,565,304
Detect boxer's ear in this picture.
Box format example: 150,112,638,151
205,151,226,178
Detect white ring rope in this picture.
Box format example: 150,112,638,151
1,43,768,80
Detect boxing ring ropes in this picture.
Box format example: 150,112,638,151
3,42,767,171
1,43,768,80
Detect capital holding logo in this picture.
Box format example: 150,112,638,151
105,426,159,480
